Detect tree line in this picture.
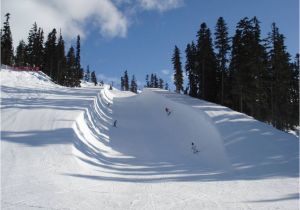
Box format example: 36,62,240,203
84,65,100,86
120,70,138,93
1,13,85,87
120,71,169,93
172,16,299,131
145,73,169,90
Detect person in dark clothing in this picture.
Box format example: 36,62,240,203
113,120,117,127
191,142,199,154
165,107,171,116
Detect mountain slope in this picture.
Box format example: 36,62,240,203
1,69,299,210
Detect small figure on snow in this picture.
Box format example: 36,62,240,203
113,120,117,127
191,142,199,154
165,107,171,116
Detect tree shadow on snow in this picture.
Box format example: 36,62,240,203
64,90,298,184
1,85,299,185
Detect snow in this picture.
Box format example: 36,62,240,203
1,69,299,209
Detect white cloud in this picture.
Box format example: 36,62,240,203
2,0,184,47
2,0,128,45
138,0,184,11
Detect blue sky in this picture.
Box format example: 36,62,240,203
81,0,299,88
2,0,299,89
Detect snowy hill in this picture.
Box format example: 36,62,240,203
1,69,299,210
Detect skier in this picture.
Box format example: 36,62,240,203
113,120,117,127
191,142,199,154
165,107,171,116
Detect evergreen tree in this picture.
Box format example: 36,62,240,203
1,13,14,65
75,35,83,86
75,35,81,72
153,74,158,88
15,40,27,66
150,74,154,87
26,23,44,67
172,45,183,93
229,17,268,117
145,74,150,87
66,46,76,87
26,22,37,66
43,29,57,79
267,23,294,130
185,42,198,97
250,17,269,121
214,17,230,104
130,75,138,93
56,31,67,85
158,78,164,89
85,65,90,82
91,71,97,86
196,23,217,102
121,76,125,90
290,54,299,128
124,70,129,90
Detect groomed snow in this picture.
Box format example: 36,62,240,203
1,69,299,209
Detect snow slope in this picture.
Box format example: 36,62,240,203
1,69,299,210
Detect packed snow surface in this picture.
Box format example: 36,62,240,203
1,69,299,209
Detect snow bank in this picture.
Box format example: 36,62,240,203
1,69,298,210
153,89,299,178
0,69,55,88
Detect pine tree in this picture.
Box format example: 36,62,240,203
26,23,44,68
150,74,154,87
158,78,164,89
66,46,76,87
75,35,81,71
229,17,268,116
130,75,138,93
185,42,198,97
26,22,37,66
214,17,230,104
196,23,217,102
124,70,129,90
85,65,90,82
91,71,97,86
290,54,299,128
154,74,158,88
267,23,294,130
121,76,125,90
250,17,269,121
172,45,183,93
43,29,57,79
56,31,67,85
75,35,83,86
1,13,14,65
15,40,27,66
145,74,150,87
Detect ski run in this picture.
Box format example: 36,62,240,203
1,69,299,210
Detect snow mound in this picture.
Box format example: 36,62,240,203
0,69,56,88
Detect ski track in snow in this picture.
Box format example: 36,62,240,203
1,69,299,210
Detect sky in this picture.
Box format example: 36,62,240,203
2,0,299,89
